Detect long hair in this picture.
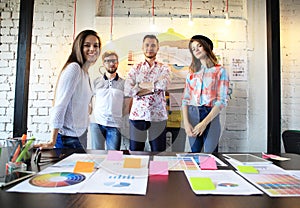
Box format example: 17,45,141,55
63,30,101,69
53,30,101,105
188,36,218,73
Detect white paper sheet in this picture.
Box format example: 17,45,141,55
184,170,262,195
153,156,200,171
53,153,106,168
7,166,94,193
177,153,227,167
79,167,148,195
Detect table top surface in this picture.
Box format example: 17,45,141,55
1,148,300,208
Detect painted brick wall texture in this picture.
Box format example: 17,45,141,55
0,0,298,152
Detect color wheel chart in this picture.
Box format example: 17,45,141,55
244,173,300,197
29,172,86,188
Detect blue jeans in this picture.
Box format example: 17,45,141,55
188,106,220,153
129,120,167,152
90,123,121,150
54,132,86,150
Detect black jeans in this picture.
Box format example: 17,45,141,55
129,120,167,151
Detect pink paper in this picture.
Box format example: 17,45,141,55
149,161,169,175
199,156,217,170
106,150,123,161
262,152,278,159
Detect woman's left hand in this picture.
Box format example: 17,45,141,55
192,122,208,136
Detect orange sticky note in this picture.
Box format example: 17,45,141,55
73,161,95,173
123,158,141,168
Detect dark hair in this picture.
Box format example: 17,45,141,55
63,30,101,69
188,35,218,73
143,34,159,44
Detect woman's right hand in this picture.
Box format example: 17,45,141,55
184,123,196,137
33,129,58,149
33,140,55,149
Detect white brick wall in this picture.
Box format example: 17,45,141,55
0,0,298,152
281,1,300,133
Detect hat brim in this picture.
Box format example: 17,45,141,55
191,35,213,50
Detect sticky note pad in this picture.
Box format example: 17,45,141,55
149,161,169,175
123,158,141,168
199,156,218,170
237,165,258,174
106,150,123,161
190,177,216,190
73,161,95,173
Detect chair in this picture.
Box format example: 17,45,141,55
282,130,300,154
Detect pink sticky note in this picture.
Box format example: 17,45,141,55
106,150,123,161
199,156,217,170
149,161,169,175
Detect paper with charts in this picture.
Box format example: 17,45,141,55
177,153,227,167
153,156,199,171
237,165,300,197
7,165,94,193
184,170,262,195
52,153,107,168
8,153,149,195
79,167,148,195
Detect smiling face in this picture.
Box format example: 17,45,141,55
83,35,101,63
190,40,207,61
142,37,159,59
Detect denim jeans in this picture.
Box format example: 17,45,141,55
187,106,220,153
129,120,167,152
90,123,121,150
90,123,105,150
54,132,86,150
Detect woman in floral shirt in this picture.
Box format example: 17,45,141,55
182,35,229,153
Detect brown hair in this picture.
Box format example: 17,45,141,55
53,30,101,105
63,30,101,69
188,36,218,73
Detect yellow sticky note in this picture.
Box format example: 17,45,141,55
73,161,95,173
123,158,141,168
237,165,258,174
190,177,216,190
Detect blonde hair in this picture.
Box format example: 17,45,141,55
102,50,118,61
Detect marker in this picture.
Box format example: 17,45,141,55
15,137,35,163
